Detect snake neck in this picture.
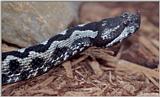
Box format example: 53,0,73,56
2,31,94,85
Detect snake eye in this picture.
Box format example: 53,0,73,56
121,12,129,18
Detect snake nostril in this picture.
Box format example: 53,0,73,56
123,20,129,26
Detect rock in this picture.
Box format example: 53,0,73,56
2,43,18,52
80,3,122,23
2,2,80,47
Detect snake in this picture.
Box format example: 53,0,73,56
2,12,140,85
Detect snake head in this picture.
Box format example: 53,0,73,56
94,12,140,47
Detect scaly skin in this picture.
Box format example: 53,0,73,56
2,12,140,85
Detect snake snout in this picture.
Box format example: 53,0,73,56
122,12,141,32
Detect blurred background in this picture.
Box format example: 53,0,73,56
2,2,159,48
1,1,159,96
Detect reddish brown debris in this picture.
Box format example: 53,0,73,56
2,2,159,96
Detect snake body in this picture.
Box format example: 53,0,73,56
2,12,140,85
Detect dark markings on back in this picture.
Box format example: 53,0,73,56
9,60,21,74
2,22,98,60
20,70,30,80
50,47,68,62
2,74,9,84
31,57,45,70
37,68,45,75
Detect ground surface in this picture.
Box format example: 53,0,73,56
2,2,159,96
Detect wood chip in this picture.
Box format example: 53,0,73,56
94,85,108,96
62,61,73,78
88,49,159,80
29,88,58,95
72,55,88,65
150,39,159,48
28,76,55,90
143,72,159,88
138,36,159,56
116,59,159,79
89,61,103,77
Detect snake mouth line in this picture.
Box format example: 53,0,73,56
106,26,136,47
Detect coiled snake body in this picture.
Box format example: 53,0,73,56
2,12,140,85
